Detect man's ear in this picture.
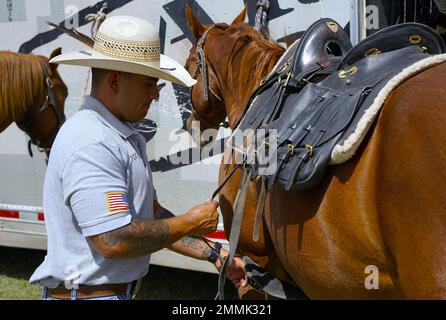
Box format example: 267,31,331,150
107,71,121,94
185,3,205,40
231,5,247,25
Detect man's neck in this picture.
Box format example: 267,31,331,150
90,92,125,122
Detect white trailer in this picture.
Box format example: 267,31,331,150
0,0,356,274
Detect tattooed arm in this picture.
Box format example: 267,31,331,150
88,200,219,259
153,200,213,262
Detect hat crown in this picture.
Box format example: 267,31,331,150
97,16,159,43
94,16,161,63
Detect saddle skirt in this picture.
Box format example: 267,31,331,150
228,19,446,191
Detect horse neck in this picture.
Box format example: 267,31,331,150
0,52,45,132
219,36,284,129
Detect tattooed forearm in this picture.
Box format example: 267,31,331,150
89,218,171,259
168,236,212,260
153,204,209,260
180,236,206,250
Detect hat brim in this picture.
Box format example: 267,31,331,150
49,49,197,87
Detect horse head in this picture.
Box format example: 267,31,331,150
16,48,68,157
185,5,256,145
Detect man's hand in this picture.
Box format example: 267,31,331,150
225,255,247,289
184,200,219,236
214,249,247,289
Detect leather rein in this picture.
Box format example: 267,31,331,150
16,64,66,156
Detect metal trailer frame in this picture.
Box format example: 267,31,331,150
350,0,368,45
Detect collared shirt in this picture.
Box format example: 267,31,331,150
30,96,156,288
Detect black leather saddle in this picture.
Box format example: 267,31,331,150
232,19,445,191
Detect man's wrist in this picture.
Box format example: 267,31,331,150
203,247,218,263
203,242,222,263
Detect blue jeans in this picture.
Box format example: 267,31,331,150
41,283,136,300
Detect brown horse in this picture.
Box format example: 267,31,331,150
185,5,446,299
0,48,68,156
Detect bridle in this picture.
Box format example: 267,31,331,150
16,64,66,156
190,26,229,129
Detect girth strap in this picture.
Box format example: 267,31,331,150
217,166,252,300
253,175,267,242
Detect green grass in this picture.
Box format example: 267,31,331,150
0,246,44,300
0,246,237,300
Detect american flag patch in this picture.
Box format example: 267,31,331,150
106,192,129,213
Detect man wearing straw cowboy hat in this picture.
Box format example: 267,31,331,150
30,15,246,300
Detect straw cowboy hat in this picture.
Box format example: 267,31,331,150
49,15,196,87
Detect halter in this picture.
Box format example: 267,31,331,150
190,26,229,129
16,64,66,156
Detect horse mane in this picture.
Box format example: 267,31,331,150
225,23,285,108
0,51,46,122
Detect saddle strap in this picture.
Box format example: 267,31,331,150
217,167,252,300
262,85,287,127
248,81,283,127
253,175,267,242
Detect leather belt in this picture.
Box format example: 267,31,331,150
47,283,129,300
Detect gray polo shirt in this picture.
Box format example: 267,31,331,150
30,96,156,288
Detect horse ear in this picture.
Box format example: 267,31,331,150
49,47,62,60
49,47,62,69
185,3,205,40
231,4,247,25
